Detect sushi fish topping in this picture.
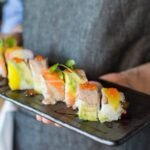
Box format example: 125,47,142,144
102,88,120,110
79,82,97,90
35,55,43,61
13,57,24,63
42,68,65,105
77,82,101,106
44,71,64,85
5,47,22,60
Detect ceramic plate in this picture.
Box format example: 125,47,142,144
0,79,150,146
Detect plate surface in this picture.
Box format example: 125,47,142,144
0,79,150,146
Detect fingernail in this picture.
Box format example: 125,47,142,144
54,123,61,127
36,115,42,122
42,118,52,124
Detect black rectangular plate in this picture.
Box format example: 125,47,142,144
0,79,150,146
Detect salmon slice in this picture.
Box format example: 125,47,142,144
5,47,22,61
42,69,65,105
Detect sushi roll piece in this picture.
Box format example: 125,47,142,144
75,81,102,121
64,69,88,107
41,68,65,105
5,47,22,61
0,54,7,78
0,47,7,77
29,55,48,94
0,45,7,78
98,88,126,123
5,48,33,61
7,57,33,90
0,38,20,77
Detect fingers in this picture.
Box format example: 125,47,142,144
36,115,54,124
36,115,62,127
100,73,120,82
42,117,54,124
99,63,150,95
36,115,42,121
100,73,130,87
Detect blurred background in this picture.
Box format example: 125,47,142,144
0,0,5,111
0,99,3,110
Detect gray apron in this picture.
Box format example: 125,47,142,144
14,0,150,149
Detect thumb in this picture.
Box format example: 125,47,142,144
99,73,129,87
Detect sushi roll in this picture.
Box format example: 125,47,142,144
7,57,33,90
41,68,65,105
5,47,22,61
29,55,48,93
98,88,126,123
0,39,23,78
0,54,7,78
5,48,33,61
75,81,102,121
64,69,88,107
0,47,7,78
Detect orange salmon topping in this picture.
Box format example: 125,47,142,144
13,57,24,63
43,70,64,95
35,55,43,61
106,88,119,97
5,47,22,59
80,82,97,90
102,88,121,109
43,70,64,82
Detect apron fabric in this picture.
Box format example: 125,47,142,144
0,102,17,150
15,0,150,149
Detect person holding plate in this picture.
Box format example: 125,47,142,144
0,0,150,150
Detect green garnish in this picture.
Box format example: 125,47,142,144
59,64,74,73
49,63,64,80
5,37,17,48
49,59,82,81
50,63,59,73
49,63,74,74
0,39,4,48
65,59,76,69
50,59,76,73
57,71,64,80
0,37,17,49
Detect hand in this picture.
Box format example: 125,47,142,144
100,63,150,95
36,115,61,127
